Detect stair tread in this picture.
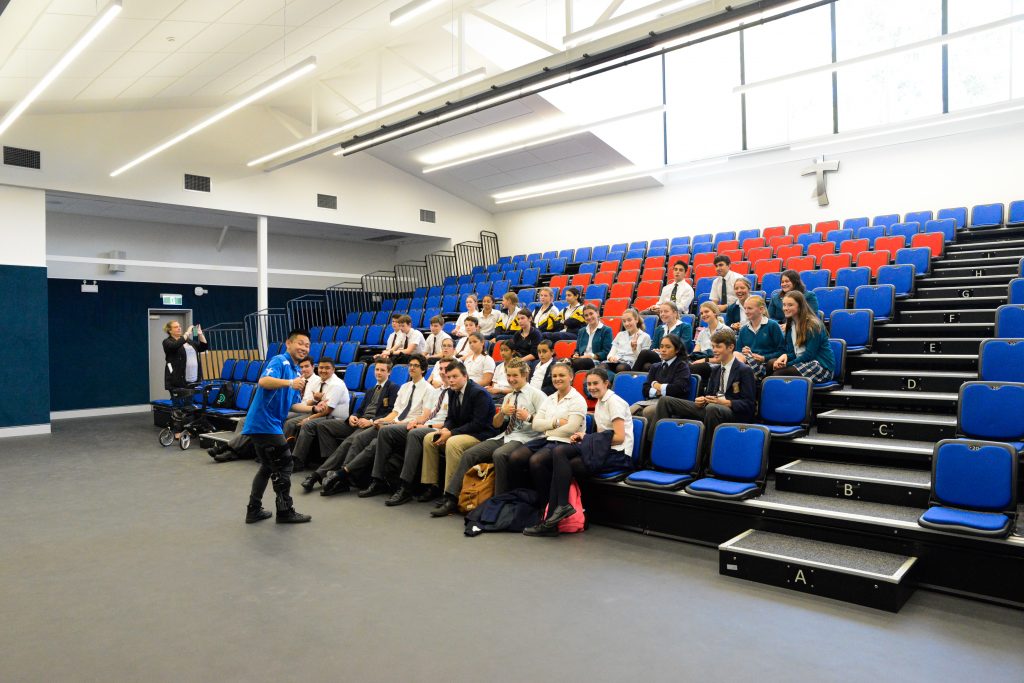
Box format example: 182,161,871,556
793,429,935,455
818,408,957,425
904,296,1005,302
875,337,983,341
850,369,976,378
854,353,978,359
828,388,957,400
756,486,925,525
777,459,931,487
883,323,992,328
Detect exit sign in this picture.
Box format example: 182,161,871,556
161,293,183,306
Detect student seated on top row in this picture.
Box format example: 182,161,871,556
545,287,586,342
454,295,501,339
645,260,695,316
381,314,426,364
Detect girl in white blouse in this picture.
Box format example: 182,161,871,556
690,301,728,383
462,333,495,388
477,295,501,339
453,295,480,337
605,307,652,373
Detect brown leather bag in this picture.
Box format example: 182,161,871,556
458,463,496,513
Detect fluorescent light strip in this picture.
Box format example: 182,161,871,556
110,58,317,177
0,0,122,138
390,0,447,26
563,0,706,49
248,68,486,167
736,13,1024,94
420,105,666,173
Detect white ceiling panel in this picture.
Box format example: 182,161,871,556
468,173,516,191
89,18,162,53
38,77,92,101
46,0,108,13
16,13,92,51
284,0,346,27
121,0,186,21
282,21,340,53
63,51,123,80
0,50,60,79
218,1,286,26
132,20,209,53
177,22,254,54
167,0,246,24
117,76,177,99
75,77,135,100
146,51,212,78
101,51,169,79
0,78,34,101
221,24,288,54
488,150,544,173
529,137,592,162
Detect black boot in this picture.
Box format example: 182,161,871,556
320,471,349,496
415,484,442,503
245,502,272,524
207,443,229,459
430,495,459,518
276,508,311,524
385,482,414,507
358,479,389,498
301,472,321,492
213,449,239,463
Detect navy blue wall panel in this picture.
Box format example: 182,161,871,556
0,265,50,427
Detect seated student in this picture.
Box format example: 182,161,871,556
605,307,651,373
647,260,694,315
384,314,426,365
373,358,453,506
524,367,633,537
421,360,499,517
288,357,351,467
506,310,543,362
631,334,690,422
770,290,835,383
427,338,457,388
735,295,785,381
530,339,557,395
768,270,819,323
652,328,757,456
423,315,452,360
453,317,478,359
494,292,523,340
724,276,753,331
486,341,515,400
462,332,495,388
632,301,692,372
571,304,612,371
532,287,563,334
709,254,743,307
375,314,402,360
690,301,729,383
544,287,585,341
476,295,501,340
439,358,547,508
283,356,329,441
504,361,588,496
453,295,481,337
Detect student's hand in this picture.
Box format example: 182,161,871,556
731,323,741,330
692,358,705,365
435,428,451,447
501,402,516,415
315,401,328,413
406,421,420,431
742,346,752,354
752,354,764,362
348,415,359,426
695,396,708,406
515,407,530,421
291,376,306,390
569,432,585,443
356,418,372,428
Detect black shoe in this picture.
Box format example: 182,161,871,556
415,485,441,503
300,473,321,493
430,497,458,518
385,485,414,507
358,479,389,498
276,508,311,524
213,450,238,463
523,523,559,537
245,505,272,524
544,504,576,528
207,444,228,458
320,473,349,496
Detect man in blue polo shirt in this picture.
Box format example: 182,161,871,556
244,329,313,524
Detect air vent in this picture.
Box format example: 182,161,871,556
184,174,211,192
3,146,41,169
317,193,338,210
365,234,403,243
420,209,436,223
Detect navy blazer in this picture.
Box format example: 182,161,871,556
356,380,400,420
444,379,499,441
576,325,613,361
703,362,757,422
642,358,691,399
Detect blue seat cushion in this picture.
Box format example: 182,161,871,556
813,381,840,391
625,470,693,490
764,424,805,437
686,478,760,499
846,345,868,353
592,469,630,482
206,408,246,417
919,506,1012,537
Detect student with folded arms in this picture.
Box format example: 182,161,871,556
734,295,785,381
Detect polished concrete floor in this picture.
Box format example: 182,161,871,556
1,415,1022,682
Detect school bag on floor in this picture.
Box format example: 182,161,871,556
464,488,540,536
458,463,496,514
544,480,587,533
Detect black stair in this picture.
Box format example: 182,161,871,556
898,295,1006,310
816,388,957,412
849,369,975,393
775,459,931,507
930,263,1018,278
943,245,1024,261
881,322,994,338
719,529,918,612
874,337,982,354
784,428,934,464
897,308,993,324
816,408,957,442
914,284,1009,299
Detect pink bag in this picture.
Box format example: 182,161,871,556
545,480,587,533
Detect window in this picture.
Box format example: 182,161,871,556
947,0,1024,111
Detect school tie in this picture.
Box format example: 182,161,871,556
719,277,728,304
450,389,462,419
429,388,445,419
430,337,436,355
398,384,416,421
670,282,678,304
505,391,521,435
719,366,728,396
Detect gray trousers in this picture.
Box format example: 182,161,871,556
313,419,359,468
316,424,375,478
373,425,438,486
291,418,327,466
447,437,521,497
654,396,734,454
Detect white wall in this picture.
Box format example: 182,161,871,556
0,185,45,267
492,116,1024,253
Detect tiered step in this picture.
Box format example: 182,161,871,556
898,295,1006,310
874,337,982,354
880,322,994,337
846,352,977,371
784,428,934,464
816,388,958,411
719,529,918,612
816,409,956,442
897,308,993,324
929,263,1018,278
775,459,931,507
943,244,1024,261
849,369,975,393
198,431,234,448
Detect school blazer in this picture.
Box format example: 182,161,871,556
356,381,400,420
443,380,499,441
703,362,757,422
575,326,613,361
642,358,691,399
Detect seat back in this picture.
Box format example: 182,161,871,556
835,267,870,296
322,342,340,363
825,228,853,246
759,376,812,426
813,286,848,321
856,250,891,277
874,235,906,255
795,232,821,250
574,246,592,263
572,370,596,410
958,381,1024,441
784,255,814,272
603,298,630,318
843,217,869,231
344,362,366,391
308,343,325,364
830,309,873,349
234,383,256,410
219,359,236,380
876,264,915,298
592,245,610,261
819,252,852,281
872,214,899,228
760,271,783,295
762,226,784,239
390,365,410,387
888,222,920,241
359,311,375,325
1010,278,1024,305
776,244,803,261
788,223,811,237
979,339,1024,383
245,361,263,383
937,206,967,228
706,424,771,484
800,269,829,292
612,372,647,406
364,325,385,346
971,202,1004,228
585,284,608,301
806,241,836,262
650,419,704,474
232,359,249,381
894,247,931,277
853,284,895,321
338,341,359,365
996,304,1024,337
553,340,576,358
266,342,284,358
923,218,956,243
930,439,1017,512
911,231,944,259
828,338,847,384
904,210,933,226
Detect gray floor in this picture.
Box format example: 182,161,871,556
1,415,1022,683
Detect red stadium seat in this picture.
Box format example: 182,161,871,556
693,252,716,268
730,261,751,275
763,226,785,239
720,250,743,263
620,258,643,271
694,263,717,281
571,273,592,288
788,223,812,237
839,238,870,260
643,257,665,270
767,235,795,250
857,250,891,277
617,269,640,284
911,232,944,259
784,255,815,272
603,299,630,319
491,340,505,361
806,241,837,263
742,237,766,254
598,260,619,273
637,281,662,298
815,220,840,235
775,244,803,261
549,274,569,290
754,258,783,283
601,316,623,336
746,246,773,265
874,236,907,255
716,240,740,253
633,296,660,310
819,253,852,281
584,298,603,309
667,254,690,271
641,267,665,283
554,340,576,358
594,271,616,287
573,371,597,410
609,283,635,300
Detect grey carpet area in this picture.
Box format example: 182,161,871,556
727,531,912,577
1,415,1022,683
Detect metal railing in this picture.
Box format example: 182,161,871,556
426,250,456,286
244,308,289,360
481,230,500,265
325,282,375,324
286,294,327,331
199,322,250,379
396,261,428,294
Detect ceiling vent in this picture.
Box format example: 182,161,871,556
317,193,338,209
419,209,436,223
3,146,41,169
184,173,211,192
365,234,404,243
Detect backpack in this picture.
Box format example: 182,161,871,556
464,488,540,536
214,382,235,407
544,480,587,533
458,463,495,514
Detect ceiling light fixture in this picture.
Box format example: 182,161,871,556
249,67,487,167
563,0,706,49
110,57,317,177
390,0,447,27
0,0,122,139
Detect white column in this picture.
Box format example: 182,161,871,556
256,215,268,312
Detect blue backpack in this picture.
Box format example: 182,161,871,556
464,488,540,536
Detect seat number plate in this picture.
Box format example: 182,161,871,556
872,421,897,438
902,376,924,391
923,341,942,354
836,480,861,498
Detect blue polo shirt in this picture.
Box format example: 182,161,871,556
242,354,300,435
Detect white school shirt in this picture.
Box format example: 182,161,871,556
710,270,743,306
715,357,736,396
490,384,547,444
533,388,588,443
491,362,510,390
584,322,605,355
695,320,727,354
390,378,431,421
476,310,500,336
659,279,695,313
404,328,426,354
454,336,472,359
424,331,451,356
301,375,322,405
423,384,450,428
320,374,350,419
594,390,633,456
454,311,479,336
463,353,496,385
610,329,651,365
530,358,554,391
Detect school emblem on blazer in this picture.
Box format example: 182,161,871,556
382,397,391,408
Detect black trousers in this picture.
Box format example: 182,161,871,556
632,349,660,372
248,433,295,512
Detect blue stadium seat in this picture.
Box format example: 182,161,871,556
308,343,325,363
373,310,391,325
894,247,931,277
625,249,645,260
904,210,933,226
853,284,895,322
334,327,350,342
685,424,770,500
669,245,689,256
427,286,443,297
835,267,870,298
815,339,846,391
650,238,669,250
692,233,713,245
642,315,657,337
830,309,872,353
244,361,263,383
713,231,736,246
475,284,491,298
309,326,323,343
458,274,473,285
266,342,283,358
408,310,424,328
825,228,853,247
609,243,627,254
737,228,760,244
918,439,1017,538
687,375,701,401
669,236,690,250
218,359,236,381
344,312,360,326
876,264,915,299
458,284,475,297
344,362,366,392
695,277,715,301
390,365,410,387
624,419,704,490
647,246,668,257
442,294,460,314
585,284,608,301
358,311,374,325
542,250,558,260
520,268,540,288
491,281,511,299
423,308,442,324
887,222,920,242
361,365,379,391
995,304,1024,337
471,272,486,283
606,251,626,262
443,322,456,335
207,382,256,417
442,284,458,297
800,269,829,292
337,341,359,366
796,232,822,251
396,297,412,310
548,258,567,275
413,286,429,297
978,339,1024,383
691,242,714,256
348,325,367,344
970,203,1004,228
592,245,610,261
322,343,340,363
558,249,575,261
231,360,249,381
855,225,885,248
1010,278,1024,305
629,240,648,253
518,288,537,306
843,217,869,231
498,256,512,264
612,372,647,405
380,300,396,312
319,326,337,342
591,416,645,483
363,325,385,346
872,214,899,228
937,206,967,229
958,381,1024,448
526,253,542,263
574,246,592,263
760,271,782,295
1007,200,1024,226
813,286,848,322
577,262,597,275
758,376,812,438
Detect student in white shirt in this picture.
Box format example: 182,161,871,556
476,295,501,339
606,307,652,373
691,301,729,384
486,340,514,399
427,338,457,388
462,332,495,388
289,357,351,469
453,317,479,359
532,287,563,334
524,367,633,536
709,254,743,307
453,295,481,337
423,315,452,360
649,260,694,315
530,339,556,395
495,291,523,340
383,314,426,364
379,315,403,359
